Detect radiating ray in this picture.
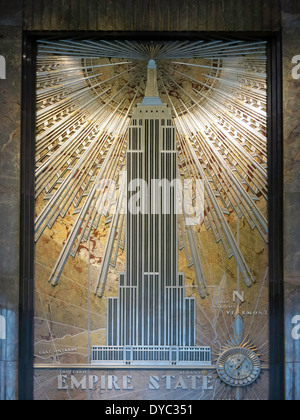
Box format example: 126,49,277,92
34,38,268,351
37,39,267,60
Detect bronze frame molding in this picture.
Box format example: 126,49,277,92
19,31,284,401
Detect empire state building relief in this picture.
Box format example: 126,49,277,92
34,39,269,400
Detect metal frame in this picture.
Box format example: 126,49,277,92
19,32,37,401
267,34,285,401
19,31,284,401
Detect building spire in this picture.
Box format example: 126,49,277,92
141,59,163,106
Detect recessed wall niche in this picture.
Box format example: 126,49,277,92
33,38,271,401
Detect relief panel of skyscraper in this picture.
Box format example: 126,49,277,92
34,38,270,400
92,61,211,366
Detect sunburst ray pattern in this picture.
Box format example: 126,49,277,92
35,39,268,297
34,39,270,401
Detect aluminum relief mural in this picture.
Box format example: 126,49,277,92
34,39,269,400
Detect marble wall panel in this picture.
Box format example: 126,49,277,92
0,0,23,27
22,0,282,32
0,361,18,400
0,25,22,400
286,363,300,400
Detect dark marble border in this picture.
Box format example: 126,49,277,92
268,34,285,400
0,25,22,401
18,32,36,401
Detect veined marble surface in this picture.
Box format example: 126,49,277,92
0,25,22,400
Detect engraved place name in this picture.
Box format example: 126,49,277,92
226,310,268,316
210,302,268,314
57,373,214,392
37,347,77,356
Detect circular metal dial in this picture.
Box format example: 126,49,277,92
217,347,261,387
